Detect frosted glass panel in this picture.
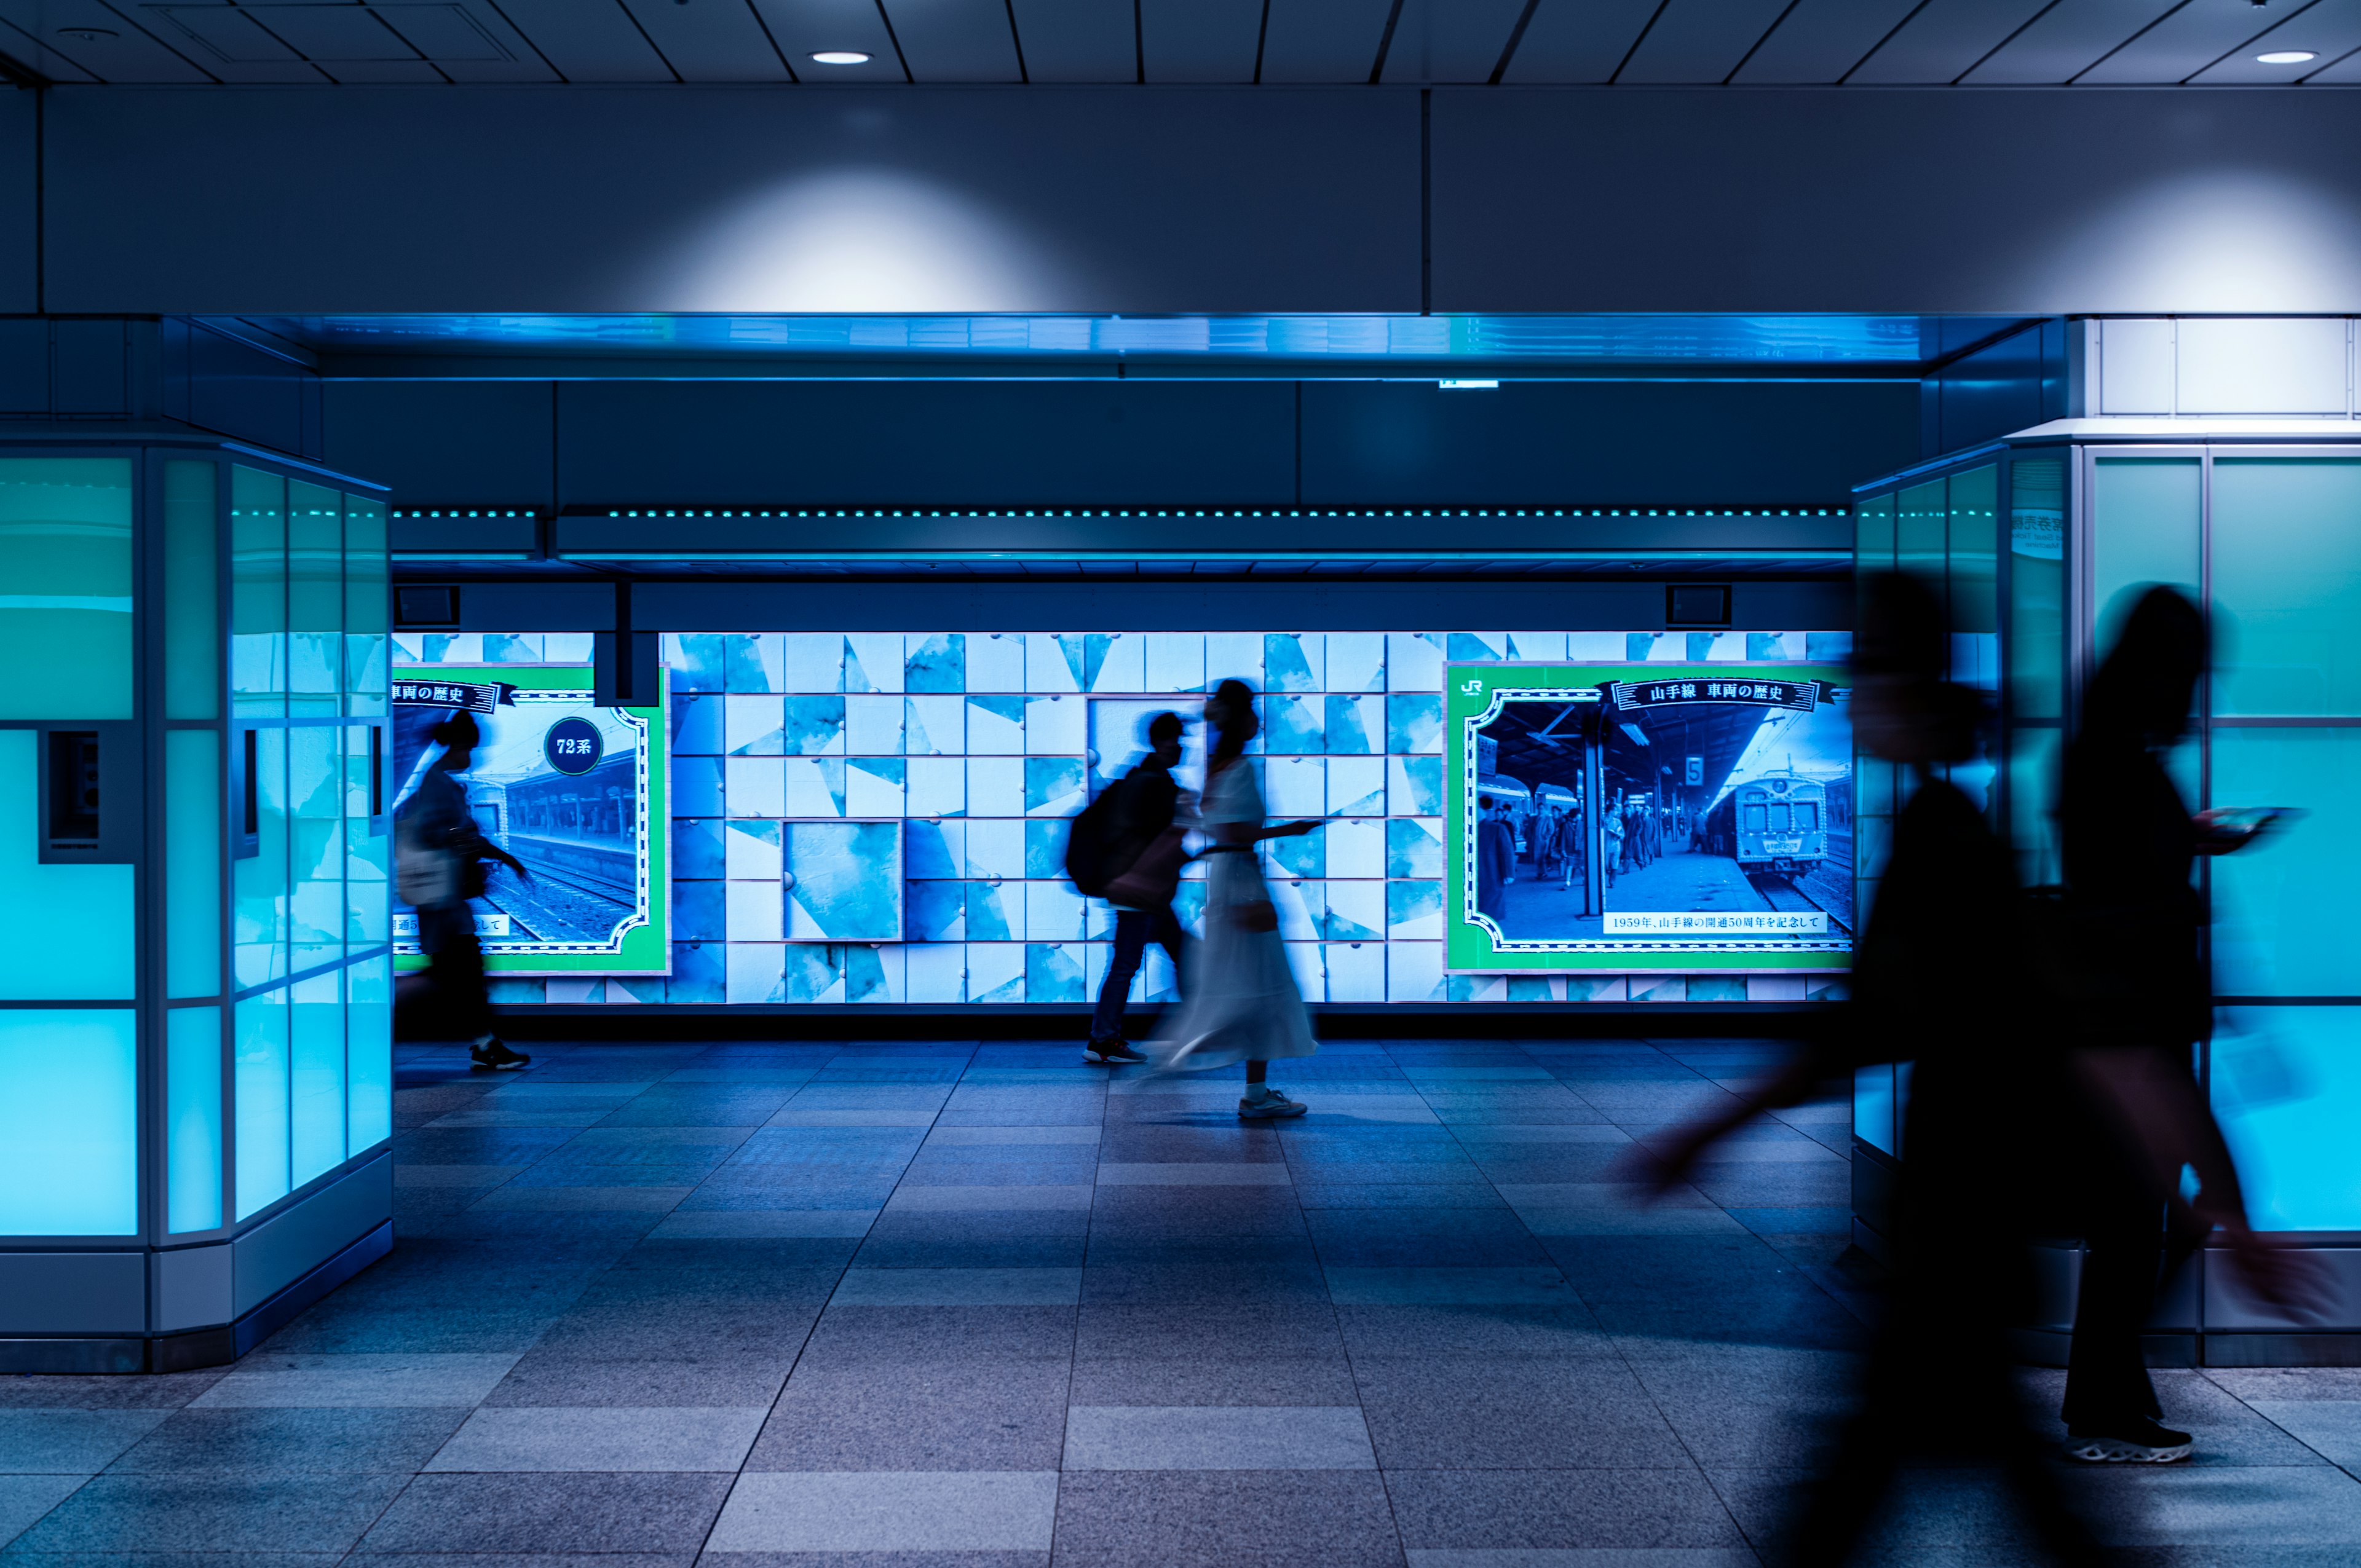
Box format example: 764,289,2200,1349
2213,728,2361,998
1855,492,1894,569
1896,479,1945,582
1854,1063,1896,1156
2217,1006,2361,1231
234,726,290,987
167,729,221,998
164,460,218,720
0,729,134,999
344,495,388,718
234,988,289,1219
0,1009,136,1235
290,969,344,1189
2006,726,2062,890
288,724,343,974
232,467,286,717
167,1006,223,1233
346,722,388,955
0,457,133,720
288,482,340,715
2212,459,2361,717
2009,457,2066,722
2091,458,2200,655
347,953,393,1152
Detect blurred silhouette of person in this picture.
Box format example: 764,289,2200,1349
1152,680,1321,1119
2055,585,2322,1462
1632,572,2102,1566
1476,800,1516,924
1085,710,1192,1066
397,711,532,1071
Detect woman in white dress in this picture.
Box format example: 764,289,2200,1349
1153,680,1322,1118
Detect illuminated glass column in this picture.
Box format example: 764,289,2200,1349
0,442,392,1374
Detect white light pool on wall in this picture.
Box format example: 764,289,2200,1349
811,50,871,65
2256,50,2318,63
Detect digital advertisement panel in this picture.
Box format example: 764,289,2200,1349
1447,663,1853,973
392,665,670,976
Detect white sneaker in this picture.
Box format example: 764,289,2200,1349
2063,1419,2193,1464
1238,1087,1308,1119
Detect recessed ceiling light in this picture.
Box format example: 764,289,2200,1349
2256,49,2318,63
810,50,871,65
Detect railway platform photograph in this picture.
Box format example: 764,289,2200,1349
1479,685,1854,948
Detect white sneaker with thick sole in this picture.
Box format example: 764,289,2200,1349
1238,1087,1308,1119
2063,1420,2193,1464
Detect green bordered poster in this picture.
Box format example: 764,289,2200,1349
391,665,670,976
1447,663,1852,974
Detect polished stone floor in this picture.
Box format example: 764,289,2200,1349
6,1036,2361,1565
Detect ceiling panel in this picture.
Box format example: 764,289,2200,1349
618,0,789,81
245,4,417,59
1008,0,1133,81
140,2,341,77
1141,0,1259,81
1501,0,1658,83
0,10,101,76
882,0,1022,81
395,3,560,82
2193,0,2361,79
1378,0,1527,82
0,0,208,79
2077,0,2286,82
1259,0,1389,81
1731,0,1926,83
314,56,445,79
753,0,905,80
1961,0,2180,84
1618,0,1794,84
1849,0,2053,82
494,0,674,79
2311,38,2361,74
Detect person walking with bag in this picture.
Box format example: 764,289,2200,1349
1082,711,1192,1066
397,711,533,1071
1151,680,1321,1119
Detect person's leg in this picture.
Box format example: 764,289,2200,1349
424,902,525,1069
1245,1060,1267,1087
2063,1206,2177,1454
1149,904,1188,996
1090,907,1150,1046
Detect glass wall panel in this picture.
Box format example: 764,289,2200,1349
288,724,343,974
167,1006,223,1233
344,495,388,718
290,968,344,1188
1947,465,1999,689
2212,459,2361,717
347,952,393,1152
2212,728,2361,998
1896,479,1947,583
1855,492,1896,569
2008,457,2067,722
234,987,289,1220
231,467,286,718
0,1009,136,1235
288,482,341,717
233,726,289,988
0,728,134,999
164,460,218,721
167,728,221,999
2007,727,2063,889
2090,457,2201,656
347,722,388,958
0,457,133,720
2216,1006,2361,1231
1854,1064,1896,1156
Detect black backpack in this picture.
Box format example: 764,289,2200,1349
1062,774,1136,897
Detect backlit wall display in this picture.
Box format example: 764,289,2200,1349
391,664,669,976
1448,663,1853,973
392,631,1847,1004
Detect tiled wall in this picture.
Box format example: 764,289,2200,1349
394,629,1849,1006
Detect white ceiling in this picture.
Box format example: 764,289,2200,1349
4,0,2357,86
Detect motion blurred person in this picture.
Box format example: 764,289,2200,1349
1084,711,1191,1066
1631,573,2102,1567
1152,680,1321,1119
397,711,532,1071
2057,586,2322,1462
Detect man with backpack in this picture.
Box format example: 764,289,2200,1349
1072,711,1191,1065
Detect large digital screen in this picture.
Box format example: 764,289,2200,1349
390,664,670,976
1447,663,1853,972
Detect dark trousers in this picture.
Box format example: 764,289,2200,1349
1090,904,1187,1041
2063,1199,2197,1428
417,900,492,1041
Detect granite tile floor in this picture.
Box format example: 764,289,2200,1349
5,1036,2360,1564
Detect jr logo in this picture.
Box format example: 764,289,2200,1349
1458,677,1486,695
